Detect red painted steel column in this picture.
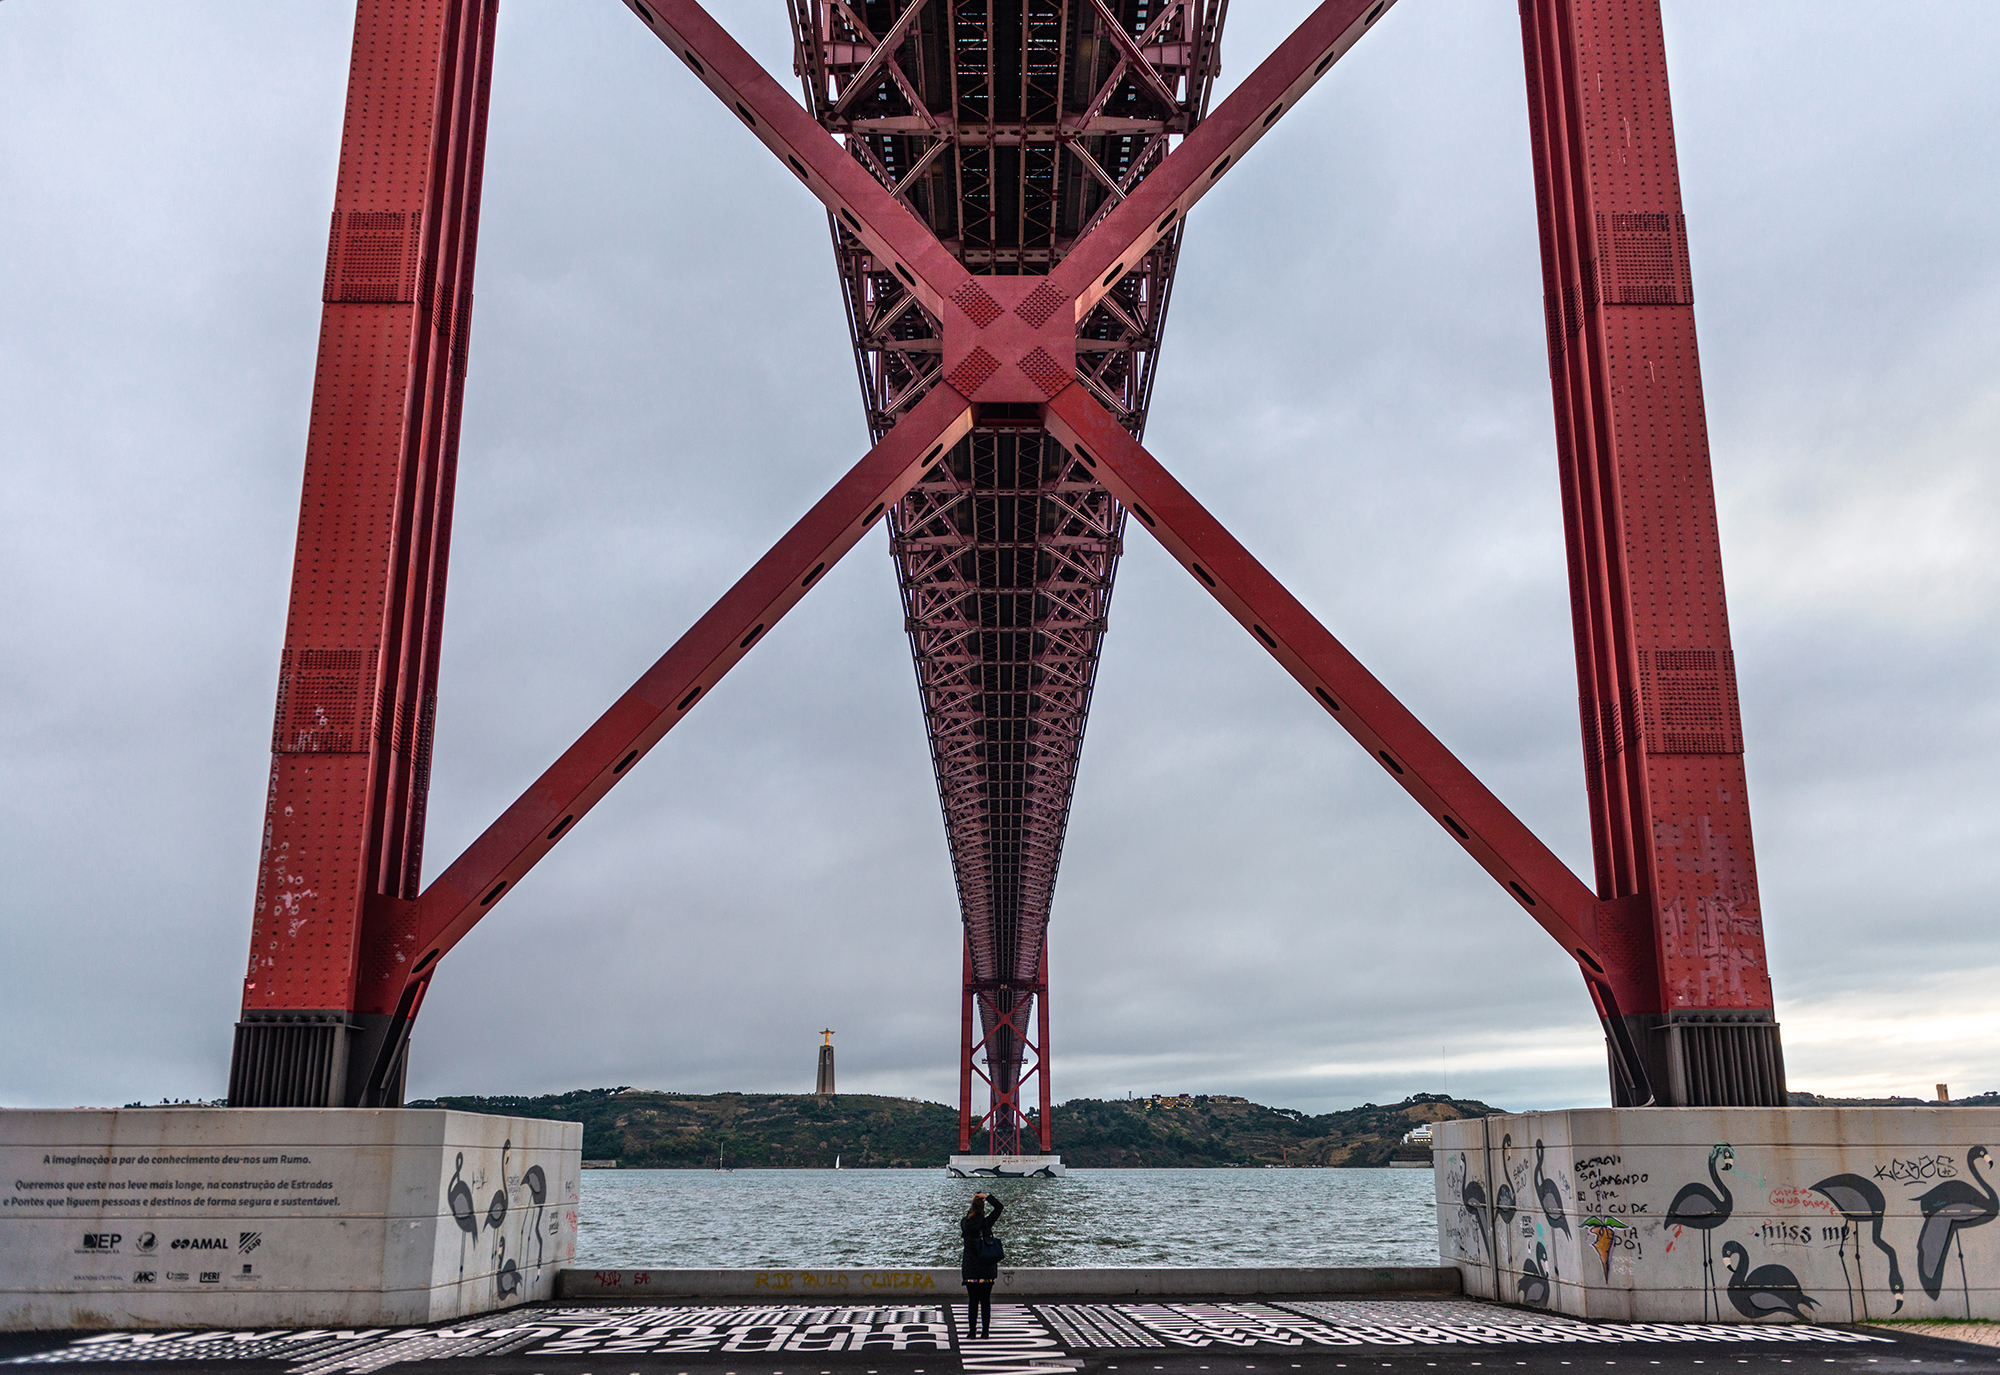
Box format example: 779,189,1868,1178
958,942,975,1154
1521,0,1784,1104
229,0,499,1108
1036,948,1052,1154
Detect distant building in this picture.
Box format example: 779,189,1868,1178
816,1029,836,1096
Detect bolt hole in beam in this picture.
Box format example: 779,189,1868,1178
734,101,756,128
1209,155,1231,182
841,208,863,233
894,264,915,286
1129,502,1156,527
787,154,808,181
1508,881,1538,908
1377,748,1404,776
1073,443,1097,469
682,50,704,76
1190,562,1216,588
802,561,827,588
1103,263,1125,288
1262,103,1285,130
1576,948,1604,974
1156,208,1178,233
1252,624,1277,650
612,749,640,775
739,623,766,649
1441,815,1469,841
1313,686,1341,713
676,685,703,711
866,502,886,523
479,881,508,908
413,950,440,974
546,814,575,842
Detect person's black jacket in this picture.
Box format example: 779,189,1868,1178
960,1197,1005,1282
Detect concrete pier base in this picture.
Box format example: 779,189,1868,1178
946,1155,1065,1178
1436,1107,2000,1323
0,1108,579,1330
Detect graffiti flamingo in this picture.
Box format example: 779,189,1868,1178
1807,1172,1904,1320
1532,1139,1569,1280
485,1139,512,1231
1915,1144,1998,1318
446,1151,478,1282
1460,1152,1490,1258
1493,1134,1518,1261
1516,1241,1550,1307
1666,1143,1735,1320
1722,1240,1818,1321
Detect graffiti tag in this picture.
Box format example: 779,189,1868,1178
1873,1155,1955,1183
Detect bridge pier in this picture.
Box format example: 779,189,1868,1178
0,1109,578,1331
1437,1108,2000,1322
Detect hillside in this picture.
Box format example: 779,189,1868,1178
410,1088,1500,1168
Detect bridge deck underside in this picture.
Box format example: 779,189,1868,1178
792,0,1223,1102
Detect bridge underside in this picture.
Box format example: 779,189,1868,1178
793,0,1224,1149
227,0,1786,1119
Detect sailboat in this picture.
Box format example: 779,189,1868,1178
835,1154,842,1170
715,1145,731,1173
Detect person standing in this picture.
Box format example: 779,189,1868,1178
959,1192,1005,1340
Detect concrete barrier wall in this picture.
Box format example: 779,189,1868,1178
557,1266,1462,1300
1435,1108,2000,1323
0,1109,580,1330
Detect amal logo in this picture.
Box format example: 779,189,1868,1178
172,1237,229,1251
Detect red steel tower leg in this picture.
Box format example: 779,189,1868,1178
1036,947,1052,1154
230,0,499,1108
958,942,975,1154
1520,0,1783,1104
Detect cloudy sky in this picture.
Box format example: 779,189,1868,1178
2,2,1995,1118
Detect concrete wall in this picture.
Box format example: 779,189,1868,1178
1435,1108,2000,1323
558,1266,1463,1300
0,1108,579,1330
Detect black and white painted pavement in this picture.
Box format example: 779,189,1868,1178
1,1299,1992,1373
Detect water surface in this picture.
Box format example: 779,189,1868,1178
579,1167,1439,1269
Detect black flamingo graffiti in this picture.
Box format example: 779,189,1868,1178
485,1139,512,1232
1807,1172,1904,1320
1516,1241,1550,1307
523,1163,549,1270
446,1151,478,1282
1914,1144,1998,1318
1665,1142,1735,1320
1722,1240,1818,1321
1493,1134,1518,1263
495,1234,521,1299
1459,1153,1490,1259
1533,1139,1569,1281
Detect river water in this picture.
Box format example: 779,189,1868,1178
579,1167,1440,1269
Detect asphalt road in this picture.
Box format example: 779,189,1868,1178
1,1298,1992,1374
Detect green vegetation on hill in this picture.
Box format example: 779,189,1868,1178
409,1088,1501,1168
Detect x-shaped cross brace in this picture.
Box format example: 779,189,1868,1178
352,0,1659,1105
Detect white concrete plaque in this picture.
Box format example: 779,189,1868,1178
0,1108,579,1330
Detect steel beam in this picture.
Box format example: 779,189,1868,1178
1041,383,1661,1101
230,0,499,1109
1518,0,1783,1105
373,387,976,1029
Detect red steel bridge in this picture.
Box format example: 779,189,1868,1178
228,0,1789,1141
